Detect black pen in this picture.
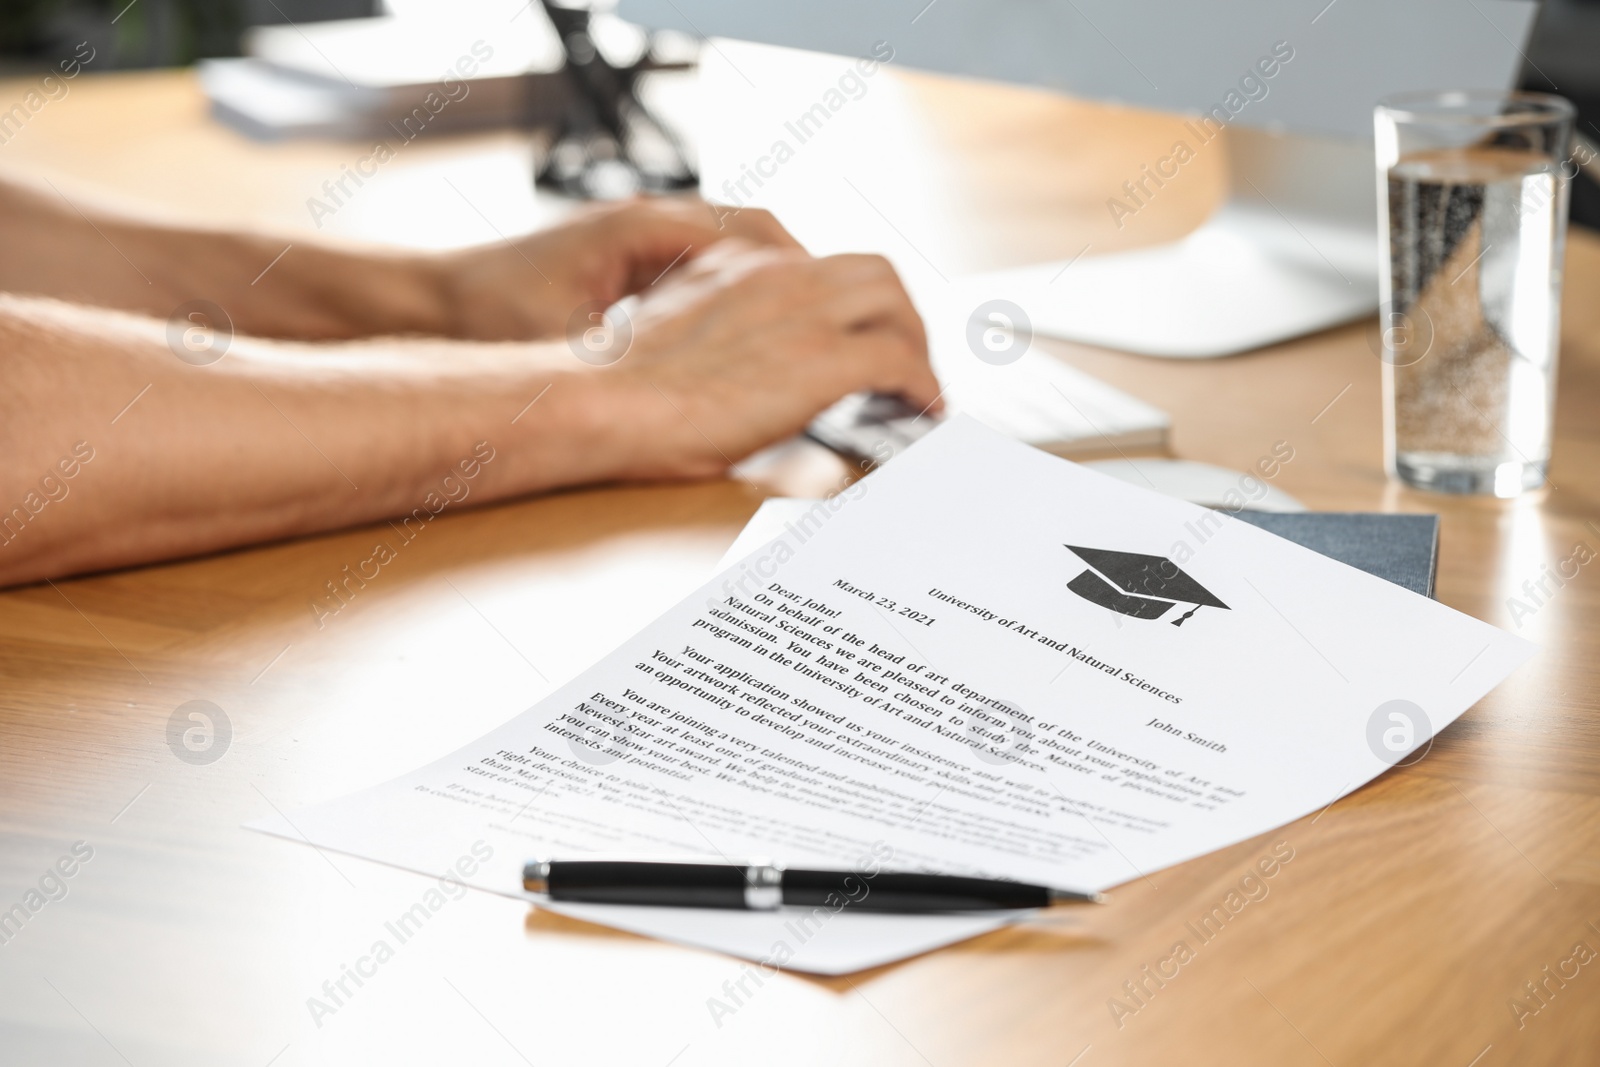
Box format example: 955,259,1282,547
522,859,1105,912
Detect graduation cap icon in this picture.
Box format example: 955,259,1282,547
1064,545,1230,627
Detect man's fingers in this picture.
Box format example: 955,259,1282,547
641,247,937,400
809,255,928,360
710,205,805,250
609,199,804,292
832,330,945,416
814,278,928,354
657,196,802,249
682,238,777,274
641,241,788,309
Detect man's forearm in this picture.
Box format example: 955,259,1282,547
0,295,646,587
0,173,455,340
0,215,945,586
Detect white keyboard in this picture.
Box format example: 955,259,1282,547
807,349,1169,464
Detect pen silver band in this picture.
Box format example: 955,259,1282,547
1048,886,1109,906
522,861,550,894
743,863,783,910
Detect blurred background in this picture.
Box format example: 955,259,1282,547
2,0,1596,225
0,0,376,71
1520,0,1600,225
0,0,378,72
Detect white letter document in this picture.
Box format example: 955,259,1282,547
250,418,1532,974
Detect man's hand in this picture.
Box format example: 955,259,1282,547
436,198,802,341
591,242,942,479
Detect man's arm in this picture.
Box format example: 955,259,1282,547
0,244,940,587
0,173,454,340
0,173,800,342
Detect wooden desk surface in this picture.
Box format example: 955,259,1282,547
2,68,1598,1067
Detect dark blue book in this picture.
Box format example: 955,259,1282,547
1233,512,1440,599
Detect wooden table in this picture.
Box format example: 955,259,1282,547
1,65,1597,1067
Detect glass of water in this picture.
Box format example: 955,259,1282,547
1374,91,1575,496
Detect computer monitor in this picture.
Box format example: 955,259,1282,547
616,0,1539,357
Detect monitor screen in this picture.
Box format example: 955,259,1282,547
617,0,1537,139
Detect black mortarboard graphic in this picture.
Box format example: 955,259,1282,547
1064,545,1230,627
